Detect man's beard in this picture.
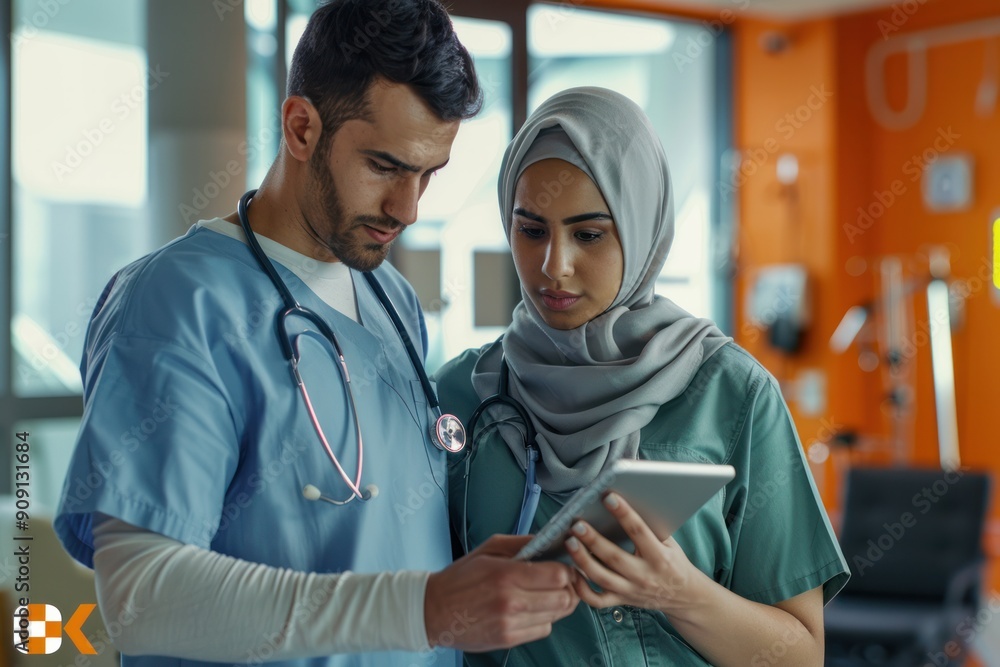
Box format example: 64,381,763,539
308,152,401,273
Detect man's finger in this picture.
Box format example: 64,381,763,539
474,534,534,557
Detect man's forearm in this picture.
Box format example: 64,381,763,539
92,517,431,660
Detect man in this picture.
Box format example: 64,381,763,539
53,2,577,666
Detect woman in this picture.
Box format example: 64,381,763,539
434,87,849,666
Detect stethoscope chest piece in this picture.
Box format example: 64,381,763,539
434,413,466,453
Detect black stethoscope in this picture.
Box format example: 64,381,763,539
237,189,466,506
461,357,542,551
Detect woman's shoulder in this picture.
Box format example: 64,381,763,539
435,347,485,381
433,345,491,421
685,341,776,400
641,342,779,460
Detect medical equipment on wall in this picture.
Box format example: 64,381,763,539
458,355,541,552
746,264,811,354
829,246,964,470
237,190,466,506
866,17,1000,130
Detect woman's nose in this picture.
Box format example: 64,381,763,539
541,238,573,280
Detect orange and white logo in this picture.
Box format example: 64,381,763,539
12,604,96,655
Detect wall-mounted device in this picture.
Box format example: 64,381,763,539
923,153,974,212
746,264,810,354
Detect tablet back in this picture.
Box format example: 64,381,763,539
516,459,736,562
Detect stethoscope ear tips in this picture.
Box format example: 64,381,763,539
302,484,322,501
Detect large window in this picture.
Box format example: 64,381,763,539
528,5,720,321
12,0,150,397
3,0,156,509
411,17,514,370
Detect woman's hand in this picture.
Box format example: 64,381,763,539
564,492,711,616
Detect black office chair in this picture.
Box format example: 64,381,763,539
825,466,991,667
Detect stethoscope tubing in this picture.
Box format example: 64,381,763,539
462,359,542,552
236,189,463,505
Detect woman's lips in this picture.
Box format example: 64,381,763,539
540,291,581,311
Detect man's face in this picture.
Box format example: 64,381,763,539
302,81,460,271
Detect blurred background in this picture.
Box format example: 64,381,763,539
0,0,998,665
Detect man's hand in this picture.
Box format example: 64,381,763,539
424,535,579,652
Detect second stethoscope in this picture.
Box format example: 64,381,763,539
461,356,542,552
237,189,466,506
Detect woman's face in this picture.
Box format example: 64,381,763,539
511,158,624,330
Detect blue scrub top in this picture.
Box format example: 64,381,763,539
55,225,458,667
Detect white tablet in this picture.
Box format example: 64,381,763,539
515,459,736,562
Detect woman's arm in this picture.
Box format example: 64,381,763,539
566,493,824,667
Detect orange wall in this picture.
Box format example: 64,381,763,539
727,0,1000,592
605,0,1000,598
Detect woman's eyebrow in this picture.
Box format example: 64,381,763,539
562,212,612,224
514,208,613,225
513,207,546,222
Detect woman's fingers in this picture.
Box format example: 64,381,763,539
562,494,699,613
600,492,664,556
564,526,636,594
572,571,622,608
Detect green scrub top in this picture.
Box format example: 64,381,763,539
434,342,849,667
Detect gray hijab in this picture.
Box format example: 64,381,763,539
470,87,731,494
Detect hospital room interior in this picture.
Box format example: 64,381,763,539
1,0,999,665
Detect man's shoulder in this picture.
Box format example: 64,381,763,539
90,227,265,343
368,260,420,308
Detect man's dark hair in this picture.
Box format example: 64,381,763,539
286,0,482,146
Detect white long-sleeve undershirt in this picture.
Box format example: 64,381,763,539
92,516,432,660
